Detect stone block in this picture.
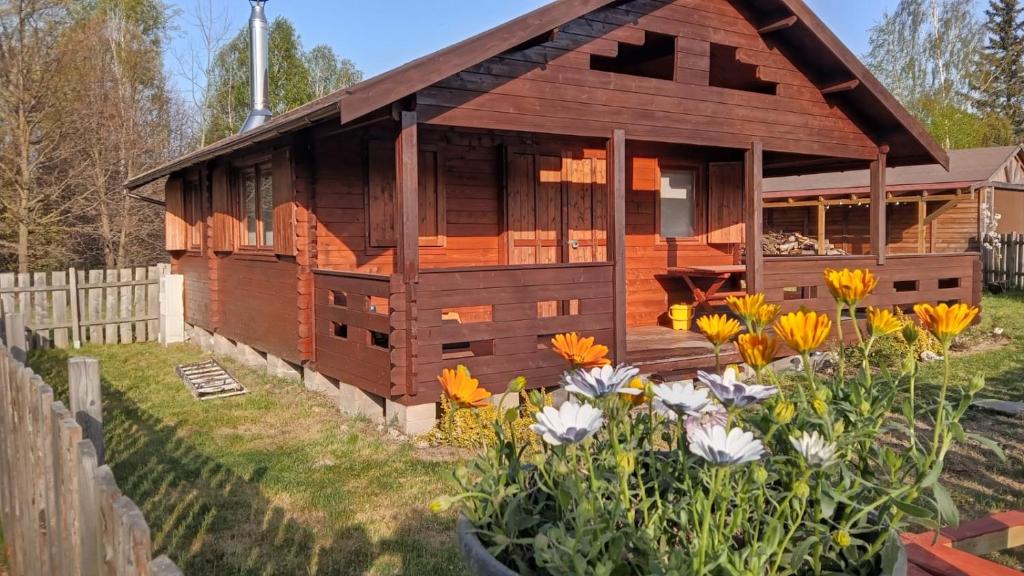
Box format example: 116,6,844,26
549,387,569,407
385,399,437,436
233,342,267,369
266,353,301,382
212,333,236,357
489,392,521,411
189,325,214,352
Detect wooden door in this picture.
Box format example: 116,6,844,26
708,162,745,244
565,152,607,264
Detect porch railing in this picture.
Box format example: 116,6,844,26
390,262,615,398
762,253,982,314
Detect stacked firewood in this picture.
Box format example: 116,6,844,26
762,231,848,256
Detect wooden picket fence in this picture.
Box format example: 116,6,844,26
0,265,169,350
983,233,1024,290
0,317,181,576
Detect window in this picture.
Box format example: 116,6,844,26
184,179,203,250
238,162,273,248
590,30,676,81
659,168,698,238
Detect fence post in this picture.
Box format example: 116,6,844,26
69,267,82,349
69,357,103,466
158,274,185,346
3,312,27,364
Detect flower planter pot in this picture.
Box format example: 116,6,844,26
457,514,519,576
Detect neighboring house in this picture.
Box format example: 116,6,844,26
125,0,980,431
764,145,1024,255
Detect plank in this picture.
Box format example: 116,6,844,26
105,269,118,344
77,441,102,576
134,267,147,342
88,270,104,344
0,272,14,317
147,265,160,340
52,270,69,348
119,268,133,343
32,272,49,348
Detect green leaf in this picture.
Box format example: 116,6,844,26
791,535,817,566
893,498,933,520
932,482,960,527
967,432,1006,462
919,459,945,488
880,532,908,576
818,488,836,520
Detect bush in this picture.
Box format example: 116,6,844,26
422,391,551,451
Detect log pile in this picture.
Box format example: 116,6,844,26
763,231,847,256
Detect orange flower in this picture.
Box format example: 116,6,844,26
737,333,780,371
866,307,903,337
752,303,782,333
438,365,491,408
823,268,878,306
551,332,611,368
696,314,742,347
726,294,766,326
913,302,979,346
774,310,831,354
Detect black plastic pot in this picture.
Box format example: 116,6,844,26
456,514,519,576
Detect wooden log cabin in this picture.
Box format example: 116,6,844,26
126,0,982,424
764,145,1024,255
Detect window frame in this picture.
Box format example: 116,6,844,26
234,159,275,251
184,177,204,252
655,159,705,244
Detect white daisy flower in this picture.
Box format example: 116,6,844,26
652,381,710,420
790,430,838,468
698,367,778,408
530,400,604,446
684,403,729,438
688,425,765,466
562,364,641,399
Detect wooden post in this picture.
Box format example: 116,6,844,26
816,199,827,255
77,441,102,576
744,141,764,294
606,129,627,363
870,148,888,264
4,312,27,364
917,194,928,254
69,357,103,466
395,109,419,396
68,267,82,349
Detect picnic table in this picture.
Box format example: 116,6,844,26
664,264,746,310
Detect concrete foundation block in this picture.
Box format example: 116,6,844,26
336,379,385,423
189,325,214,352
266,353,301,382
386,399,437,436
550,387,569,407
489,392,521,411
233,342,267,369
212,333,236,357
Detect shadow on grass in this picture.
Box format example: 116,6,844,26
30,348,459,576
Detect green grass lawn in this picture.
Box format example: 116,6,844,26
12,291,1024,575
28,344,466,576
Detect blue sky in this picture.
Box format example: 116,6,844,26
163,0,902,97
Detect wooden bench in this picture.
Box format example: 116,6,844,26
904,511,1024,575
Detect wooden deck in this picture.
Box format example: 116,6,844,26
626,325,740,380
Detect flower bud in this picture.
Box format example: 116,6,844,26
859,401,871,416
429,495,454,513
772,401,796,425
528,390,544,409
752,464,768,484
554,460,572,476
967,375,985,395
832,529,851,548
793,480,810,500
902,355,917,376
832,419,845,437
812,399,829,417
507,376,527,393
616,451,635,475
902,323,920,345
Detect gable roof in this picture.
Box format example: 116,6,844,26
764,145,1024,198
125,0,947,190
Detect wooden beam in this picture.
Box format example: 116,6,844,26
924,197,964,225
607,129,627,364
820,79,860,95
917,196,927,253
745,141,764,294
758,15,798,34
870,150,887,264
817,200,827,255
763,192,966,209
395,110,419,396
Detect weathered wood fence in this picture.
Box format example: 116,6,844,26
983,233,1024,290
0,314,181,575
0,265,170,349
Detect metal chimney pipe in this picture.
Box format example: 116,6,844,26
240,0,271,133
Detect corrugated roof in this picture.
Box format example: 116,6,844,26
765,145,1023,194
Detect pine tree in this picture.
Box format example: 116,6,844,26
974,0,1024,139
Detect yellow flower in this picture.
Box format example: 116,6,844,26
913,302,979,345
726,294,766,326
772,401,796,425
736,333,780,371
866,307,903,337
812,399,829,417
773,310,831,354
551,332,611,368
751,303,782,333
438,365,491,408
823,268,878,306
624,376,649,407
833,530,851,548
696,314,742,346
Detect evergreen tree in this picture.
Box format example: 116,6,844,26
973,0,1024,139
203,17,362,142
